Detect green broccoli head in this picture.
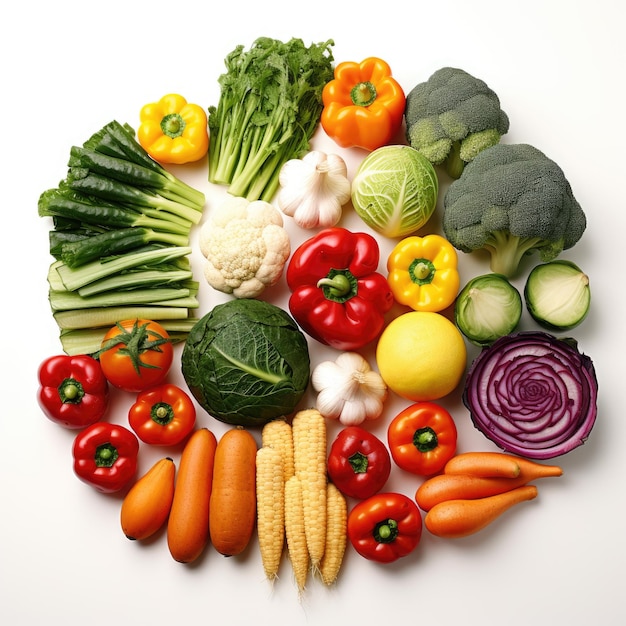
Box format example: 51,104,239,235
442,143,587,278
405,67,510,178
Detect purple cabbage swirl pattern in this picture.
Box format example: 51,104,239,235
463,331,598,459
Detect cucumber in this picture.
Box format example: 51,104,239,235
524,260,591,330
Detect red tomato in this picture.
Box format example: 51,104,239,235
99,319,174,392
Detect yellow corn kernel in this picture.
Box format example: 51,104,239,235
256,446,285,582
320,482,348,586
261,419,295,481
292,408,327,569
284,475,309,595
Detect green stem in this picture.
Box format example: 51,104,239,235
348,451,369,474
316,269,358,303
151,402,174,426
413,426,439,453
351,81,377,107
161,113,185,138
374,518,399,543
95,443,118,468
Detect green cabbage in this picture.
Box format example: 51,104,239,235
181,299,310,427
351,145,438,238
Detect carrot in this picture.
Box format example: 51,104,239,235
416,472,546,511
120,457,175,541
209,427,258,557
443,451,523,478
424,485,539,538
444,451,563,480
167,428,217,563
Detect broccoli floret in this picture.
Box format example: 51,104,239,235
442,143,587,278
404,67,510,178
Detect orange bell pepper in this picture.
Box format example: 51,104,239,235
321,57,406,151
137,93,209,164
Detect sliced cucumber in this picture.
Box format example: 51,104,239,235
454,273,522,346
524,260,591,330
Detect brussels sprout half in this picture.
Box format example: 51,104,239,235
524,260,591,331
454,273,522,346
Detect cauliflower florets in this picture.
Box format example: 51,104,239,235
199,196,291,298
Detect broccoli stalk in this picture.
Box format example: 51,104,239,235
442,144,586,278
208,37,334,202
483,231,561,278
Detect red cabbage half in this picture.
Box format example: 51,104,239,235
463,331,598,459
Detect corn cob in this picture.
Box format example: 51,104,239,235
261,419,295,482
319,482,348,586
284,475,309,595
292,408,328,569
256,446,286,582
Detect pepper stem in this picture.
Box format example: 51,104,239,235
58,377,85,404
151,402,175,426
409,258,436,285
317,268,358,303
348,451,369,474
95,443,119,468
161,113,186,139
350,81,377,107
374,518,399,543
413,426,439,453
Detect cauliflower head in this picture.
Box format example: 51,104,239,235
199,196,291,298
405,67,509,178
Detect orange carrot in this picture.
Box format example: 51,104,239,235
167,428,217,563
443,452,522,477
424,485,538,538
416,472,551,511
508,456,563,481
120,457,176,541
444,451,563,480
209,427,258,557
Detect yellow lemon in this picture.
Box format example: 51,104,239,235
376,311,467,401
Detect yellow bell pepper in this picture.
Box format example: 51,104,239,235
137,94,209,165
387,234,460,312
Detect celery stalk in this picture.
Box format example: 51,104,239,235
54,306,192,330
54,246,192,292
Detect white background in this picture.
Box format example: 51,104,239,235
2,1,625,624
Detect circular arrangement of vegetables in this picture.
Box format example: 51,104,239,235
35,36,598,598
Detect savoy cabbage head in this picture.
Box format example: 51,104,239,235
181,299,310,426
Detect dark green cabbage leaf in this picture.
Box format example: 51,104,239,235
181,299,310,426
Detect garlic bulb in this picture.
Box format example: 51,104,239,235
276,151,351,229
312,352,388,426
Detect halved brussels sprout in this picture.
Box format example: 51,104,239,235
524,260,590,330
454,273,522,346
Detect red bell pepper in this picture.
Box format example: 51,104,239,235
37,354,109,429
128,384,196,446
387,402,458,476
327,426,391,500
286,227,394,351
348,492,422,563
72,422,139,493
